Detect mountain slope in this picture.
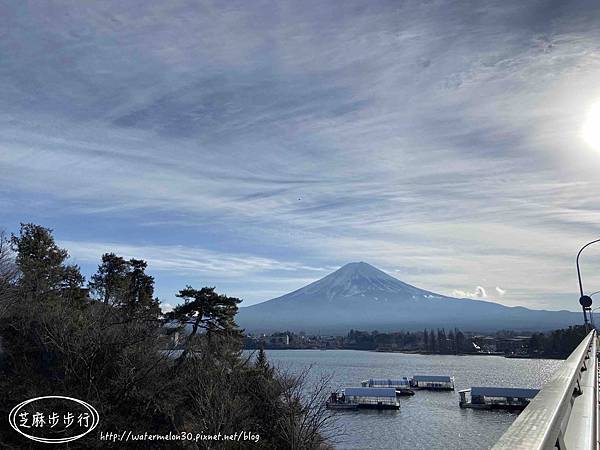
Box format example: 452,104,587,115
237,262,581,333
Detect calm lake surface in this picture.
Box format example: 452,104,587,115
265,350,562,450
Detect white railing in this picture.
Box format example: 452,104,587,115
492,329,597,450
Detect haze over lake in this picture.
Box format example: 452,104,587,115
264,350,561,450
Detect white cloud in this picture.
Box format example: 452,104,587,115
453,286,487,299
160,303,174,314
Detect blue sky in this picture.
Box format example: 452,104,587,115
2,0,600,311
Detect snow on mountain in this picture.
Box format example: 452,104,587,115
294,262,425,300
270,262,443,306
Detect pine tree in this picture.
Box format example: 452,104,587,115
455,329,465,353
168,286,242,364
437,329,446,354
429,329,436,352
11,223,84,301
125,259,158,315
448,329,456,354
89,253,129,305
255,343,274,377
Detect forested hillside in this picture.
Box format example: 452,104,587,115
0,224,334,449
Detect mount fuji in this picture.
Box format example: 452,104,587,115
236,262,581,334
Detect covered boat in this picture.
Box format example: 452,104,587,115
361,378,415,396
326,387,400,410
459,386,539,410
411,375,455,391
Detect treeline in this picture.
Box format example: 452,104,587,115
347,328,470,354
348,327,589,356
280,326,589,358
0,224,335,448
529,325,588,358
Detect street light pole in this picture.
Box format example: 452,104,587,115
587,291,600,328
576,238,600,329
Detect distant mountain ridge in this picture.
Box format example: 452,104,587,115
236,262,581,334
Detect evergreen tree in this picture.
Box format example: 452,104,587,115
448,329,456,354
89,254,159,317
429,329,436,352
125,258,159,316
455,329,466,353
437,329,447,354
0,223,336,449
0,231,17,314
255,343,274,377
89,253,129,305
168,286,242,363
10,223,84,301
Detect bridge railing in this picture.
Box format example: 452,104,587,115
492,329,597,450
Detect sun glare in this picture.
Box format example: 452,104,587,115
583,102,600,150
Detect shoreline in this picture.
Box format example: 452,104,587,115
244,347,566,360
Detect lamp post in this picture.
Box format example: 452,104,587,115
587,290,600,328
576,238,600,329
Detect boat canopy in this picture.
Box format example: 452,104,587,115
470,387,539,398
344,387,397,398
364,378,410,386
413,375,452,382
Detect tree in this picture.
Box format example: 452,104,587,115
437,329,447,354
124,259,159,316
168,286,242,364
448,329,456,354
10,223,84,301
89,254,159,318
89,253,130,305
255,342,274,379
0,223,335,449
429,329,436,352
0,231,17,319
455,328,465,353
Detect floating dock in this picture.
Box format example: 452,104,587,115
361,378,415,396
458,386,539,410
326,387,400,410
411,375,455,391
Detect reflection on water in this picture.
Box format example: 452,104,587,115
264,350,561,450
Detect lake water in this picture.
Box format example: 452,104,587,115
265,350,562,450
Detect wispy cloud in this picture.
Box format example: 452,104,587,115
61,240,328,276
2,1,600,311
60,239,331,305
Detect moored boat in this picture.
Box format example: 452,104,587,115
361,378,415,396
326,387,400,410
411,375,455,391
458,386,539,410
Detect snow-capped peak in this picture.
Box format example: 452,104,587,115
293,261,425,301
